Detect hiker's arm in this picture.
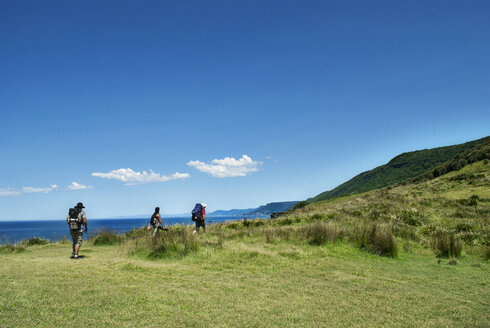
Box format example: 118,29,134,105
157,213,163,225
83,217,88,232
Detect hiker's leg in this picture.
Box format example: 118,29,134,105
153,227,158,237
70,231,76,255
74,232,82,256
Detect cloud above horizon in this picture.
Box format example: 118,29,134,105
22,185,59,194
92,168,190,185
68,182,93,191
187,155,260,178
0,188,22,196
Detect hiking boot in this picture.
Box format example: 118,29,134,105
74,255,79,259
71,254,75,259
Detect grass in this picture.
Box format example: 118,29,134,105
0,233,488,327
1,160,489,327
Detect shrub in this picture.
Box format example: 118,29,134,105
397,209,424,226
291,201,309,211
433,166,446,177
225,221,242,230
277,216,301,226
243,218,266,227
458,196,478,206
485,247,490,261
21,237,49,246
125,227,147,239
92,229,123,245
432,233,462,258
449,173,476,181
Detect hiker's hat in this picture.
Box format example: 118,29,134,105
76,202,85,208
201,203,207,208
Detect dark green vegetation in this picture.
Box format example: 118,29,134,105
1,160,488,327
243,201,299,216
209,201,299,217
309,136,489,202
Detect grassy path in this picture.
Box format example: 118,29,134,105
1,239,489,327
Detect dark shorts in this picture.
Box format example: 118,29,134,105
195,219,205,229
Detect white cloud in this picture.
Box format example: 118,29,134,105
22,185,58,194
68,182,93,191
0,188,22,196
92,168,190,185
187,155,260,178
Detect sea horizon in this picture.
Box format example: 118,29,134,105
0,216,259,244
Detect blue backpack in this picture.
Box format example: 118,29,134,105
192,203,203,221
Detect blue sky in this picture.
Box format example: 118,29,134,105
1,1,489,220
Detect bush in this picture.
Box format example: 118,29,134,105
225,221,242,230
485,247,490,261
276,216,301,226
397,209,424,226
92,229,123,245
291,201,309,211
21,237,49,246
458,196,478,206
125,227,147,239
242,218,266,227
432,233,462,258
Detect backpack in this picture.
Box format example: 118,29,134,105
67,207,81,230
150,213,157,225
191,203,203,221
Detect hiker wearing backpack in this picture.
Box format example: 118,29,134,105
192,203,206,234
147,207,168,237
66,202,87,259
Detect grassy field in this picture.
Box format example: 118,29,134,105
1,161,489,327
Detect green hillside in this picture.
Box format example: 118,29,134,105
309,136,490,203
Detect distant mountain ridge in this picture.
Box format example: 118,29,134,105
209,201,299,217
309,136,490,203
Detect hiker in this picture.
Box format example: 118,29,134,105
147,207,168,237
192,203,206,234
66,202,87,259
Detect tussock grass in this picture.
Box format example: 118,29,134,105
0,242,25,254
91,229,123,245
126,225,199,259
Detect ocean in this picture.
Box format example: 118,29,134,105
0,216,245,244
